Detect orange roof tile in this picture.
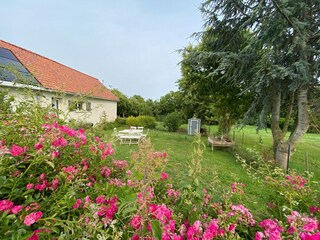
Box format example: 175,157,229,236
0,40,118,101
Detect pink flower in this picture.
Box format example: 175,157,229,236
39,173,46,180
130,215,142,229
51,178,59,190
132,235,140,240
100,166,111,177
0,199,14,212
27,229,49,240
309,206,317,214
96,195,105,204
34,143,43,150
26,183,34,190
51,151,59,158
10,205,23,214
255,232,264,240
302,217,318,232
160,172,168,180
9,144,25,156
73,199,82,209
23,211,43,226
51,137,68,148
300,232,320,240
34,183,46,191
203,219,219,239
258,219,283,240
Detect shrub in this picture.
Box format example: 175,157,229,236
163,112,183,132
126,116,140,127
126,115,156,129
136,115,156,129
115,117,126,126
69,120,93,130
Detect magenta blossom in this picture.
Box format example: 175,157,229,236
73,199,82,209
160,172,169,180
10,205,23,214
34,142,43,150
24,211,43,226
9,144,25,156
0,199,14,212
130,215,142,229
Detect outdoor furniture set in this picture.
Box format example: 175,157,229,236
114,126,148,145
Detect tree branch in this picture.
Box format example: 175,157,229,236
271,0,304,38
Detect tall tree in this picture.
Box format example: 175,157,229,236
179,33,253,135
197,0,319,169
157,91,184,117
111,89,132,118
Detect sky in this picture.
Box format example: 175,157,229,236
1,0,203,100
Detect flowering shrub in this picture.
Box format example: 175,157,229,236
0,101,319,239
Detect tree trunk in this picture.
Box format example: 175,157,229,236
275,142,289,170
272,85,309,170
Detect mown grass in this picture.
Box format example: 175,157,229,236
101,125,319,219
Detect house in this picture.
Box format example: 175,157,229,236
0,40,118,124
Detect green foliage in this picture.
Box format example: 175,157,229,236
0,89,14,115
69,120,93,130
126,115,156,129
111,89,158,117
179,41,253,135
126,116,139,127
156,91,183,118
111,88,133,118
163,112,183,132
190,0,320,167
235,148,319,219
94,117,126,132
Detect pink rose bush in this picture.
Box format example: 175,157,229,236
0,110,319,239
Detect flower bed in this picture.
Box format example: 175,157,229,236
0,109,319,239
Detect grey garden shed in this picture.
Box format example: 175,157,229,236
188,117,201,135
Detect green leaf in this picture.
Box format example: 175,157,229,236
151,220,162,240
123,193,137,203
23,189,35,196
5,214,16,220
45,160,55,169
133,170,143,181
121,206,137,216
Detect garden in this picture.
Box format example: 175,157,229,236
0,96,319,240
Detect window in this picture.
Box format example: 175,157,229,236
68,100,85,111
76,102,83,111
52,98,60,110
86,102,92,111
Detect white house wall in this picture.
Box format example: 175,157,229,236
1,85,117,124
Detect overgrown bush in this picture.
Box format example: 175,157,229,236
163,112,183,132
0,89,14,115
126,115,156,129
69,120,93,130
126,116,139,127
94,117,126,132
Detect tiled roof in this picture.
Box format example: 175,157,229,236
0,40,118,101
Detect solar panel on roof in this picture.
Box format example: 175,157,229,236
0,48,18,61
0,47,39,85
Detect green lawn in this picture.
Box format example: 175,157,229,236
103,125,319,219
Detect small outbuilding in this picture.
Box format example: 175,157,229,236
188,117,201,135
